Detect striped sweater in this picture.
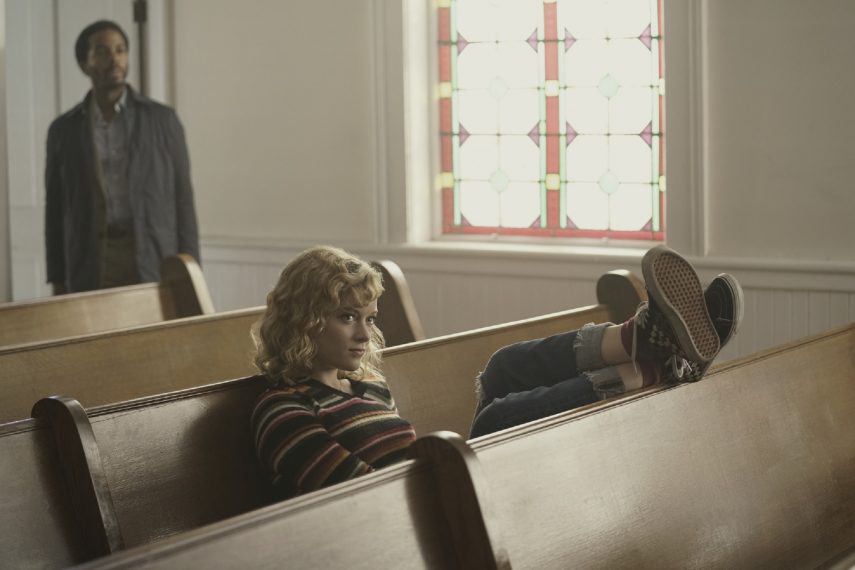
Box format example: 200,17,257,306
251,378,416,500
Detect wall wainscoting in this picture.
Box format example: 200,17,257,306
202,239,855,366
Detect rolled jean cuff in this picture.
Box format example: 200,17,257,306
574,322,612,372
584,366,625,400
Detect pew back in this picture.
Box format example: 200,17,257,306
0,308,262,424
473,323,855,569
0,255,213,347
0,261,423,424
82,464,455,569
75,433,506,570
87,378,268,548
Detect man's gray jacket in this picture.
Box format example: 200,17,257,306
45,86,200,292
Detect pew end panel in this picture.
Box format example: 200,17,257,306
31,397,123,558
473,323,855,569
159,254,215,317
596,269,647,323
1,396,128,568
372,260,426,345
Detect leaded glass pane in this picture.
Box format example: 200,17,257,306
439,0,665,240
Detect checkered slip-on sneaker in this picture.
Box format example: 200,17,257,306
705,273,744,348
662,355,704,383
653,274,745,385
638,245,720,365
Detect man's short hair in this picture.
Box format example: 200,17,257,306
75,20,129,65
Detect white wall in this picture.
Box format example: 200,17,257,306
4,0,854,363
705,1,855,261
173,0,395,245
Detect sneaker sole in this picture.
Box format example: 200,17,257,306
642,246,720,363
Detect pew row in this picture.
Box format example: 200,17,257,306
0,254,213,348
1,271,644,568
0,260,424,424
74,322,855,570
74,432,507,570
470,321,855,569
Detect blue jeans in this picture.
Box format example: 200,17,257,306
469,326,612,438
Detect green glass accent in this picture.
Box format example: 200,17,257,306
490,169,510,193
489,76,509,100
598,171,620,195
453,134,462,225
597,74,620,100
652,182,660,231
537,0,547,228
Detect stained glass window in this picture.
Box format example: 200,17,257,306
438,0,665,240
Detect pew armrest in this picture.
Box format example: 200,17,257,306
596,269,647,323
160,254,215,317
409,431,511,570
32,396,124,559
372,260,426,346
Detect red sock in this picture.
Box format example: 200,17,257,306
620,316,635,355
636,358,663,387
620,316,662,387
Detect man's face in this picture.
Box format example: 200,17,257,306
81,28,129,91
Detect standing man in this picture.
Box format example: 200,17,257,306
45,20,199,294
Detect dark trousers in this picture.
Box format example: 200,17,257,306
100,231,139,289
469,331,599,438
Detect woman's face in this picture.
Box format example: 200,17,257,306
311,294,378,384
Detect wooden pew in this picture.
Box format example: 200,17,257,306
74,322,855,570
372,259,426,345
0,260,424,424
0,270,642,568
0,254,214,348
79,271,640,547
470,322,855,568
74,433,508,570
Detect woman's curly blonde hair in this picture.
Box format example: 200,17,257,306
253,245,385,386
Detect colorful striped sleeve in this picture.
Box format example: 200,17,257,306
252,388,374,499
